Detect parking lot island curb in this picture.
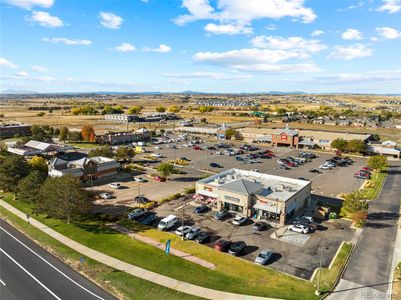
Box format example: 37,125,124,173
0,199,281,300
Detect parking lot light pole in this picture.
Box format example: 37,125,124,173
315,243,325,296
181,199,185,241
274,198,279,237
137,181,140,198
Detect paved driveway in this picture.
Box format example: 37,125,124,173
330,163,401,300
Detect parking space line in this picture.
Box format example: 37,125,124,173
0,278,6,286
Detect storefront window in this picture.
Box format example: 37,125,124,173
224,202,243,213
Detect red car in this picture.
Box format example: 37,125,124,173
266,153,275,158
193,146,202,150
214,239,232,252
361,167,372,172
153,176,166,182
286,161,295,167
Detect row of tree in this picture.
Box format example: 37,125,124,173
330,138,367,154
59,125,96,143
0,154,91,223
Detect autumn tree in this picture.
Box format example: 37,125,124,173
367,155,388,172
81,125,96,142
156,106,166,112
346,139,366,154
59,126,69,141
127,106,142,114
28,156,48,174
37,175,92,223
168,106,180,113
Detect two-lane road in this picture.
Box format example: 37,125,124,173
0,218,116,300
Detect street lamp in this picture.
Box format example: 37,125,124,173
274,198,279,237
316,243,328,295
181,199,185,241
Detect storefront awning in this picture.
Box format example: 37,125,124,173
253,202,281,214
286,202,298,213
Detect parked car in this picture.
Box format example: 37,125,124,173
185,227,202,240
252,222,269,231
175,225,191,237
293,217,318,231
194,205,209,214
214,209,229,220
288,224,310,234
232,215,247,225
151,153,162,158
228,241,247,256
153,176,166,182
134,177,146,182
158,215,178,231
209,162,222,168
108,182,121,189
180,157,190,161
255,249,273,265
134,196,149,204
309,168,321,173
128,208,147,220
195,231,211,244
250,169,259,172
193,146,202,150
235,156,244,161
319,164,331,170
214,239,232,252
99,192,112,199
141,213,157,225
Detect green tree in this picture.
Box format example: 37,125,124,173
371,134,380,141
0,155,30,192
274,107,287,116
155,106,166,113
115,146,135,161
199,106,214,113
225,128,238,140
343,191,368,214
367,155,388,172
17,170,46,203
28,156,48,174
59,126,69,141
68,131,82,142
168,106,180,113
37,175,92,223
88,145,114,158
331,138,348,152
347,139,367,153
157,163,175,180
127,106,142,114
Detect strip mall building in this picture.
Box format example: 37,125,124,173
195,169,311,225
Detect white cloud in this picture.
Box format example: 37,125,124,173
311,30,324,37
341,29,363,40
13,71,29,78
376,27,401,39
31,65,48,72
143,44,171,53
193,48,320,73
251,35,326,53
308,70,401,84
0,57,18,68
42,37,92,45
4,0,53,10
99,12,123,29
328,44,372,60
163,71,253,80
265,24,276,31
175,0,317,25
114,43,136,52
27,11,63,27
376,0,401,13
204,23,252,35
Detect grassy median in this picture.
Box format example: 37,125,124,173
360,170,388,200
2,194,318,300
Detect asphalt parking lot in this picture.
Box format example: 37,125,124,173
153,197,355,280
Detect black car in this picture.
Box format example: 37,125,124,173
134,196,149,204
194,205,209,214
195,231,211,244
228,241,247,256
293,217,318,231
141,213,157,225
309,168,321,173
252,222,269,231
180,157,190,161
209,162,222,168
214,209,229,220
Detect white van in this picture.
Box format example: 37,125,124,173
108,182,121,189
158,215,178,231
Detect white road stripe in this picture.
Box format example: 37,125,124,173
0,278,6,286
0,226,105,300
0,248,61,299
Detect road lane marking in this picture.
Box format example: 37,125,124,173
0,248,61,299
0,226,105,300
0,278,6,286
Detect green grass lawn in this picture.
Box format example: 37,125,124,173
312,242,352,294
2,195,317,300
0,205,202,300
67,142,99,149
361,170,388,200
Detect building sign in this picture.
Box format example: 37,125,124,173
204,186,214,192
280,133,288,141
224,195,240,203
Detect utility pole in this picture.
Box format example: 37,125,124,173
316,243,325,295
181,200,185,241
137,181,140,198
274,198,279,237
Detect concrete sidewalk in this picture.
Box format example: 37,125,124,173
0,199,278,300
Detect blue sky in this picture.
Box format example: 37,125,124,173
0,0,400,93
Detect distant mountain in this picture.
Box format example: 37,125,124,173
0,89,39,94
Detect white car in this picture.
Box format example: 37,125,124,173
232,215,247,226
288,224,310,234
99,193,112,199
151,153,162,158
175,226,191,237
108,182,121,189
134,177,146,183
182,144,189,147
319,164,331,170
250,169,259,172
154,146,162,150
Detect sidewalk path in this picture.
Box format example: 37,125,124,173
108,223,216,270
0,199,278,300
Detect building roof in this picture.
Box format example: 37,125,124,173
25,140,52,150
276,124,298,136
298,139,318,146
219,179,263,196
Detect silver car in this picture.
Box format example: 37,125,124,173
185,227,202,240
255,249,273,265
